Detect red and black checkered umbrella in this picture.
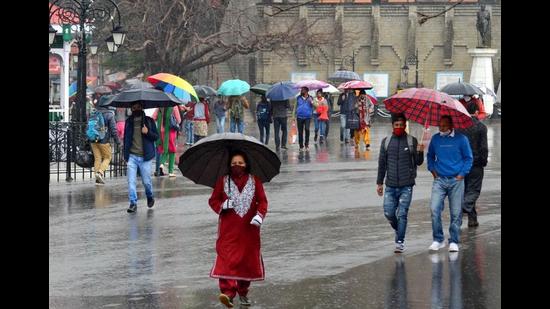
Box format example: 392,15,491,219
383,88,473,128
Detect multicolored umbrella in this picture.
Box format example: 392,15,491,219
294,80,329,90
328,70,361,83
338,80,373,90
217,79,250,96
147,73,199,102
383,88,473,129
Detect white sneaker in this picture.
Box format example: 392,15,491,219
429,241,446,251
169,173,176,178
448,243,459,252
394,242,405,253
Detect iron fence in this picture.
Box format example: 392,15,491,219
49,121,127,182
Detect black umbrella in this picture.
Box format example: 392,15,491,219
178,133,281,188
250,83,272,95
193,85,217,98
440,82,484,96
106,88,183,108
328,70,361,83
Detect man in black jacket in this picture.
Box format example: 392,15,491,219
456,103,488,227
376,113,424,253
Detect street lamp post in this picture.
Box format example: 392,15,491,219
49,0,126,123
340,49,358,72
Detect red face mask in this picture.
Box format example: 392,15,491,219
230,165,246,177
393,127,406,136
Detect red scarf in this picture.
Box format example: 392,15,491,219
230,174,250,192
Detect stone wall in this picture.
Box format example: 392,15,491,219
255,1,501,95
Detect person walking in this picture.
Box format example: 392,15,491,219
295,87,314,151
376,113,424,253
152,106,181,178
455,103,488,227
123,102,159,213
256,95,271,145
208,151,268,308
271,99,290,152
427,115,473,252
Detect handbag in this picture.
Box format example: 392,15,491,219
75,143,94,168
170,113,181,131
346,112,360,129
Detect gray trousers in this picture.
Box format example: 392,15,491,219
463,165,484,219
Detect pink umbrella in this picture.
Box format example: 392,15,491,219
294,80,329,90
338,80,373,90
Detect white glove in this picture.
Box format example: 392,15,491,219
250,214,263,227
222,199,233,210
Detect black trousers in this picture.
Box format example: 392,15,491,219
273,117,287,148
297,118,311,148
463,165,484,218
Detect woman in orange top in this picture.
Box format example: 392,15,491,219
314,90,330,144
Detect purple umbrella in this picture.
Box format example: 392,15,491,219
294,80,329,90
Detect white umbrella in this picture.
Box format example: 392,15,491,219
308,84,341,96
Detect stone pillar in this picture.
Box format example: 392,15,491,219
261,5,273,82
298,5,308,67
370,5,380,66
334,5,344,68
443,6,454,66
406,5,417,62
468,48,498,115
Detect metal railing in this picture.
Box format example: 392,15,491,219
49,121,127,182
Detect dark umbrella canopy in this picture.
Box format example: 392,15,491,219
106,88,183,108
266,82,298,101
250,83,272,95
440,82,484,96
328,70,361,83
193,85,217,98
178,133,281,188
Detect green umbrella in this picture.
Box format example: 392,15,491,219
250,83,272,95
217,79,250,96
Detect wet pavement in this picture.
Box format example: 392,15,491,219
49,118,501,308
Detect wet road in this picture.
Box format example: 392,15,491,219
49,118,501,308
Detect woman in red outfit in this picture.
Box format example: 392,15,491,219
208,150,268,308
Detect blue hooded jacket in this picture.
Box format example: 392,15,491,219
296,95,313,119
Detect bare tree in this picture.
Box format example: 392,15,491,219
104,0,332,77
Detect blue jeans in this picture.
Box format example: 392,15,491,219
383,186,413,243
273,117,287,148
257,119,270,145
127,154,154,206
318,120,327,138
313,113,320,132
430,177,465,244
230,118,245,133
184,119,194,144
340,114,350,141
216,115,226,133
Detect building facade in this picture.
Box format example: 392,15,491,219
254,0,501,97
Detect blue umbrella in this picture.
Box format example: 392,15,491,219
266,82,299,101
217,79,250,96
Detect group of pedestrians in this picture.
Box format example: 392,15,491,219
376,101,488,254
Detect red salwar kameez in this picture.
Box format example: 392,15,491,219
208,173,268,299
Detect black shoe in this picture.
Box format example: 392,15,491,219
154,171,159,177
239,296,251,306
468,216,479,227
281,146,288,150
127,204,137,213
314,133,318,142
147,197,155,208
276,146,280,152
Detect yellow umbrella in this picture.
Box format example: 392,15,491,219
147,73,199,102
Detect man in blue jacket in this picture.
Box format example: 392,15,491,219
427,115,473,252
295,87,314,151
123,101,159,213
